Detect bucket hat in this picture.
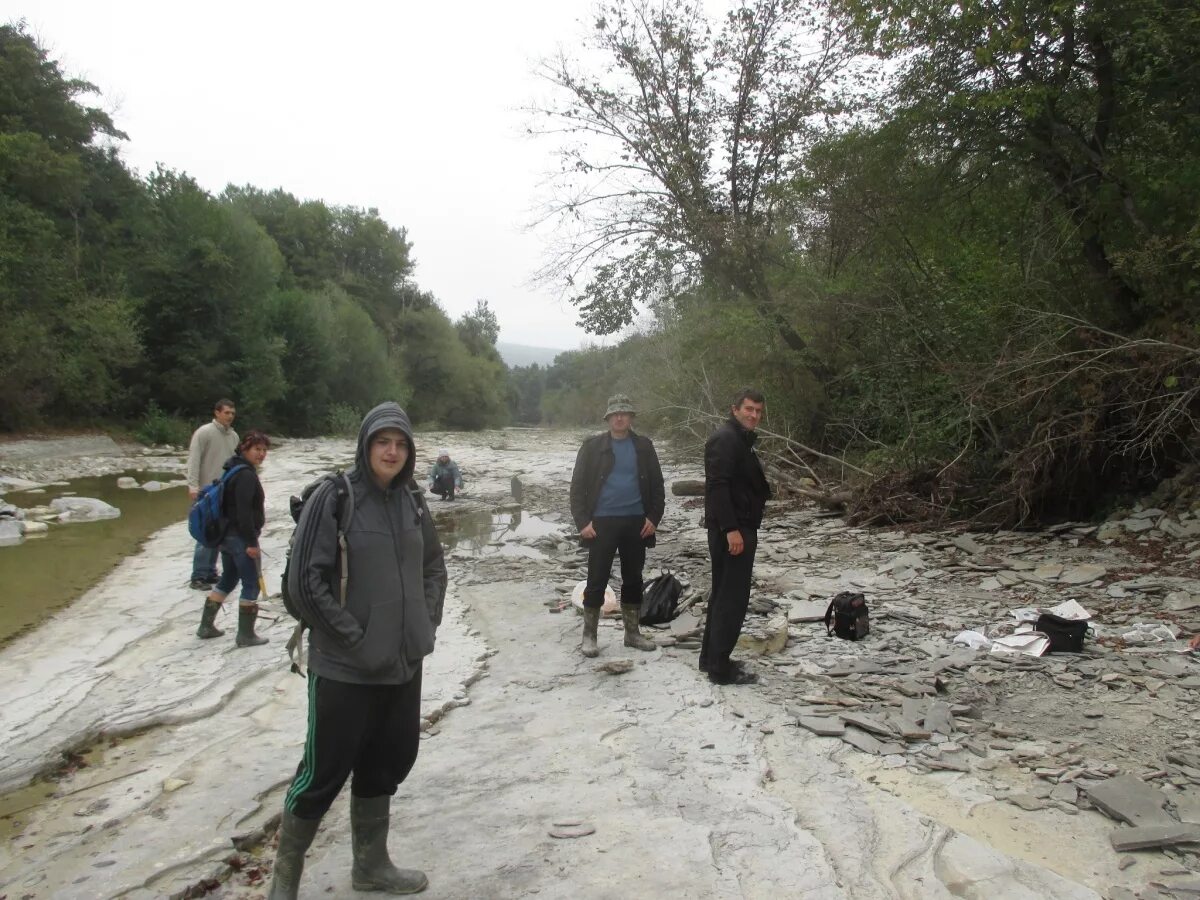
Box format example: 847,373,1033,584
604,393,636,418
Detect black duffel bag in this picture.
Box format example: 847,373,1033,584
1036,613,1088,653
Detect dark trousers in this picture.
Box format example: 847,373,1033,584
699,527,758,674
430,473,456,500
583,515,645,608
284,666,423,820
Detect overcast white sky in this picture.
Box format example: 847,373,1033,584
18,0,614,350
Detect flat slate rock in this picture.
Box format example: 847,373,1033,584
799,716,845,737
839,712,896,738
1108,825,1200,852
1085,775,1174,827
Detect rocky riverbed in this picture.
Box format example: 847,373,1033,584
1,428,1198,899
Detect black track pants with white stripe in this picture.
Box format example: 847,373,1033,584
284,666,423,820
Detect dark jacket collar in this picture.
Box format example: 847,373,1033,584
726,415,757,447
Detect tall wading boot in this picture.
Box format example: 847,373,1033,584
235,602,269,648
266,810,320,900
351,794,428,894
196,598,224,639
580,606,601,658
621,604,657,651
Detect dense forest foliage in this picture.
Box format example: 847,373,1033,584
7,2,1200,525
0,23,508,438
527,0,1200,524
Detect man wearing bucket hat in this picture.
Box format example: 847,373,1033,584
569,393,665,657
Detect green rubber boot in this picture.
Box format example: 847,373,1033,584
621,604,656,651
196,599,224,639
266,810,320,900
350,794,428,894
580,606,601,658
235,603,268,648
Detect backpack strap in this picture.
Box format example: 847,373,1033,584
823,599,835,636
334,472,353,608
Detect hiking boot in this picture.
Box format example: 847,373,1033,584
189,579,212,590
197,599,224,639
350,794,428,894
707,666,758,686
235,603,269,648
621,604,656,651
267,809,320,900
581,606,601,658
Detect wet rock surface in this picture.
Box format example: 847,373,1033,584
1,429,1197,897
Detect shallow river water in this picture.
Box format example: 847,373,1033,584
0,472,184,645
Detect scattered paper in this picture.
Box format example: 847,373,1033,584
990,633,1050,657
1046,599,1093,620
953,630,993,650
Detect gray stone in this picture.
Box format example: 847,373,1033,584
1008,794,1050,811
952,534,984,555
1085,775,1174,826
839,727,904,756
787,599,828,623
1122,517,1155,533
839,712,896,738
798,716,845,737
923,700,955,736
1174,792,1200,825
1050,783,1079,804
1058,563,1107,585
1108,825,1200,852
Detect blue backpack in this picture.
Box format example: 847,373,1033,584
188,465,248,548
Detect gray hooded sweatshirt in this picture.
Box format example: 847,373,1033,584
287,402,447,685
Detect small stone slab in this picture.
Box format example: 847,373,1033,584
1008,794,1050,811
923,700,955,736
1108,825,1200,852
952,534,984,555
839,712,896,738
839,727,903,756
595,659,634,675
549,821,596,839
799,716,845,737
1059,563,1107,585
1174,792,1200,826
1085,775,1174,827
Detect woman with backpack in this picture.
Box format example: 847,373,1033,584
196,429,271,648
266,402,446,899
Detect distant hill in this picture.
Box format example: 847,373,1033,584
497,342,568,368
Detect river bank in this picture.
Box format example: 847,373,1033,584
1,429,1198,898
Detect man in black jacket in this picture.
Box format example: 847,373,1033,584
569,393,665,657
699,388,772,685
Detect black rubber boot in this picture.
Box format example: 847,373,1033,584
621,604,656,651
267,810,320,900
351,794,428,894
235,603,268,648
196,599,224,639
580,606,601,658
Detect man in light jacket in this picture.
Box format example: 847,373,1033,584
268,402,447,899
186,399,238,589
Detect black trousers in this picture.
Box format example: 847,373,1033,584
583,515,645,608
284,666,423,820
699,527,758,674
430,473,456,499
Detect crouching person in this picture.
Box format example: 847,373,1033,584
268,402,447,899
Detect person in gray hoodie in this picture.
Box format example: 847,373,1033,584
267,403,446,899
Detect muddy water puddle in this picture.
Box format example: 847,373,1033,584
0,472,185,646
433,506,563,558
0,738,123,840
